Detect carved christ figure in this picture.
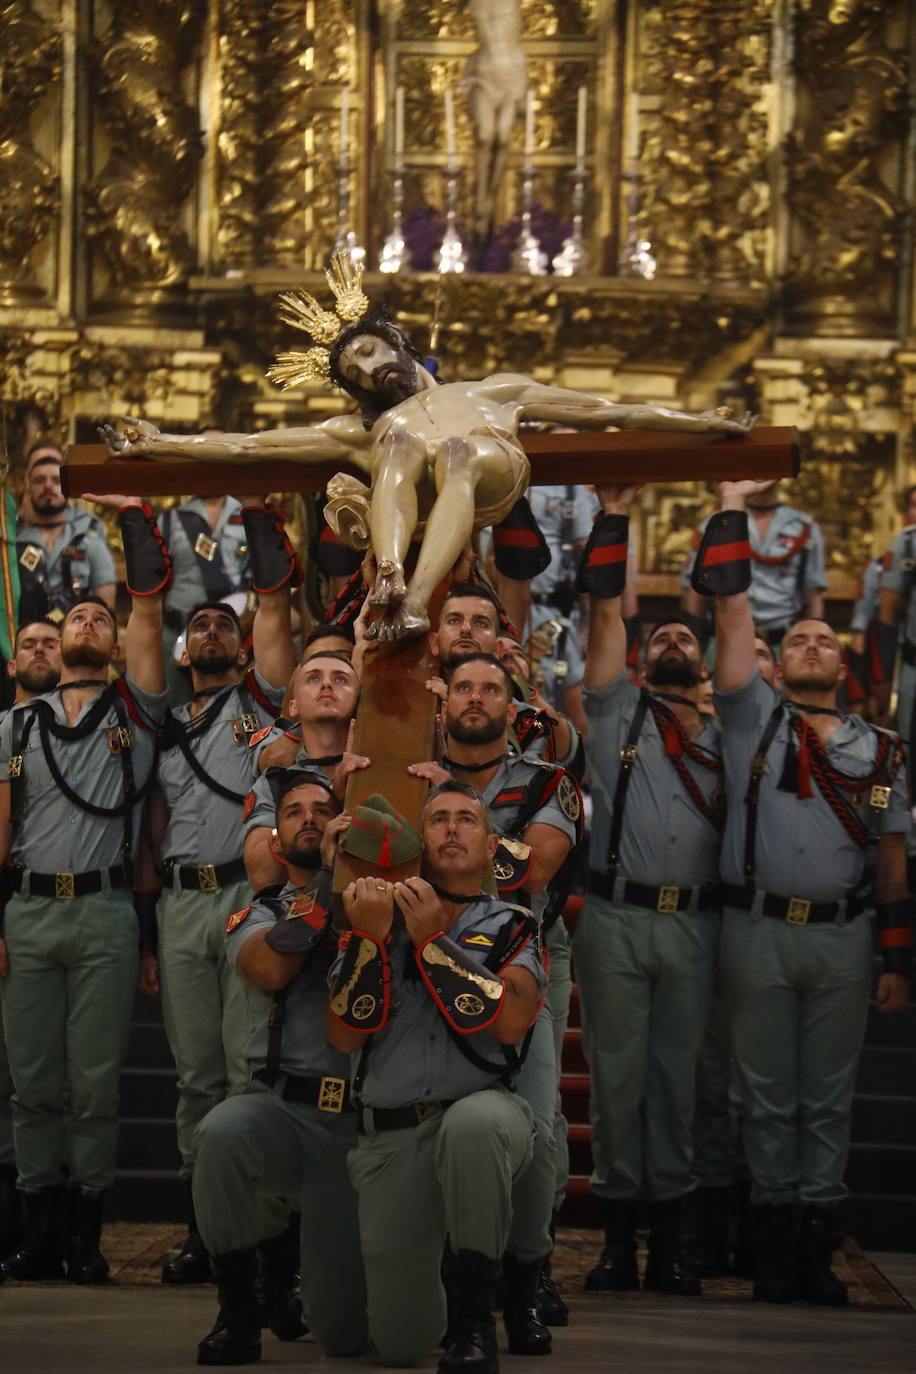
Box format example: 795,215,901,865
464,0,528,249
102,257,753,642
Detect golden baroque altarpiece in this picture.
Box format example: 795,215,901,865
2,0,916,599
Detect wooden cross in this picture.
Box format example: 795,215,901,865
63,426,798,891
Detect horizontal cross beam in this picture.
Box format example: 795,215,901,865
61,427,798,499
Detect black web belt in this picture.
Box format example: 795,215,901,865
12,865,129,899
358,1101,455,1133
253,1067,350,1114
722,883,865,926
164,856,247,892
587,870,721,913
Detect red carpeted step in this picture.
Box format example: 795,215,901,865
560,1073,590,1124
562,893,584,937
562,1026,588,1075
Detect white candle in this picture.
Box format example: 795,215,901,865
340,85,350,165
444,87,456,167
395,85,404,162
628,92,639,165
524,88,535,160
575,86,587,163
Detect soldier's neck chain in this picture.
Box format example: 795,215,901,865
193,683,233,700
746,503,780,513
430,883,483,904
32,519,68,528
784,699,844,719
58,679,107,691
441,751,507,774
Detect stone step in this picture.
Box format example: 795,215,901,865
120,1066,178,1119
109,1168,184,1224
125,1020,176,1072
117,1117,181,1173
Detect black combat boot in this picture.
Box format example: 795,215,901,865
197,1248,262,1366
536,1214,568,1326
1,1185,65,1280
258,1216,308,1341
730,1175,756,1278
65,1188,109,1284
163,1182,211,1284
694,1185,731,1277
798,1206,848,1307
643,1195,702,1296
502,1252,551,1356
584,1199,639,1291
438,1249,500,1374
752,1204,800,1303
0,1163,23,1263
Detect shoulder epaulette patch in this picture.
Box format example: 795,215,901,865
226,906,251,934
242,791,255,822
248,725,272,750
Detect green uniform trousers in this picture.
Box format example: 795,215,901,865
350,1087,534,1368
508,1012,556,1262
720,906,873,1208
0,887,138,1192
0,1016,14,1166
573,894,718,1201
545,918,572,1211
158,878,252,1178
193,1079,367,1358
692,990,740,1190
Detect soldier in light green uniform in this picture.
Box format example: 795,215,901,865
242,652,362,891
709,478,912,1306
574,484,724,1297
151,505,298,1285
191,769,366,1367
0,619,61,1260
0,499,169,1284
408,652,580,1350
16,445,117,624
158,494,253,704
329,780,545,1374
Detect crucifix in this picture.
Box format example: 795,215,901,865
63,253,798,888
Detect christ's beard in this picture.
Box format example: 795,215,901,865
646,655,701,689
16,663,60,695
372,360,418,409
447,712,506,746
62,642,109,671
189,651,238,677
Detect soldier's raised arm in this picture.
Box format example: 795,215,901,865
709,481,774,691
582,484,641,691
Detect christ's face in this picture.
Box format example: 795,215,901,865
337,333,419,407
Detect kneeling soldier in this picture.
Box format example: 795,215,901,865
193,768,367,1365
329,780,546,1373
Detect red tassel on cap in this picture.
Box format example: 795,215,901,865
378,828,392,868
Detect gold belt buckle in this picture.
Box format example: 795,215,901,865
194,533,217,561
657,885,680,913
198,864,218,892
240,713,258,732
414,1101,442,1123
8,755,22,779
318,1076,346,1114
620,744,638,763
56,872,75,900
786,897,810,926
870,785,890,810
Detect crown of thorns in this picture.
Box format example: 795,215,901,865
267,251,371,389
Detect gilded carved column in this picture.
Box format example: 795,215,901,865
784,0,910,337
0,2,61,306
637,0,770,283
85,1,205,320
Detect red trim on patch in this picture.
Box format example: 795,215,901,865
492,529,541,548
879,929,913,948
587,542,627,566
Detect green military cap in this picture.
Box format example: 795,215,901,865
340,793,422,869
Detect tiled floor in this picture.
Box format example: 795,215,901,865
3,1254,914,1374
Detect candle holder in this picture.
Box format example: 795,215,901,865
552,164,590,276
618,167,655,280
437,163,468,274
511,164,547,275
379,161,411,274
333,154,366,268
